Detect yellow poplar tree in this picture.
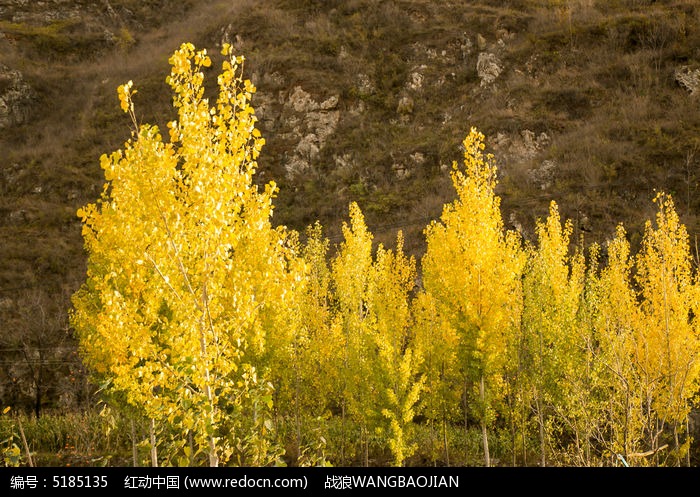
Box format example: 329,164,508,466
71,43,301,466
521,201,586,466
412,291,462,465
274,221,337,466
366,231,423,466
586,226,647,464
633,192,700,465
328,202,424,466
420,127,526,467
330,202,376,465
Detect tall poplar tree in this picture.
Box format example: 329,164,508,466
366,231,423,466
634,192,700,465
330,202,376,465
521,201,586,466
71,43,301,466
329,203,424,466
586,225,647,464
421,127,525,467
274,221,337,466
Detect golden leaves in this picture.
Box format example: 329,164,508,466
71,41,292,466
71,38,700,465
117,80,134,113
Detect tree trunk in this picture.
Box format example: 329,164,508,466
480,375,490,467
18,417,33,467
149,418,158,467
34,348,43,418
131,419,139,467
536,395,546,467
442,399,450,467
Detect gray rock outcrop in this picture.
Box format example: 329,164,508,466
476,52,503,87
675,66,700,96
282,86,340,179
0,64,35,129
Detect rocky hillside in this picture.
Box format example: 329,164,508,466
2,0,700,412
